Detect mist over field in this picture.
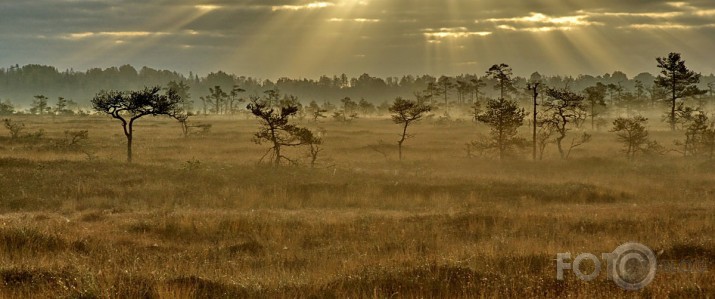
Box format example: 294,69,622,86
1,0,715,298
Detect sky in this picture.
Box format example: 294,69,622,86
1,0,714,80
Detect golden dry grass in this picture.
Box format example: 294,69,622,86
0,113,713,298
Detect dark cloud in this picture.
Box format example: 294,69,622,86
0,0,713,78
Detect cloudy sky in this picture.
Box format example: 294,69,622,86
1,0,714,79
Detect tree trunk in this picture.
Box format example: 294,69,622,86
443,87,448,105
398,122,409,161
124,120,134,163
590,102,594,130
126,134,133,163
274,145,281,166
531,86,538,160
556,135,565,159
498,127,505,161
671,73,677,131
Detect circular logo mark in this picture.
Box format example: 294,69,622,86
610,242,657,291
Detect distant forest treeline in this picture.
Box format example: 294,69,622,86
1,64,714,110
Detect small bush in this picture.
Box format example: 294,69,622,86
2,118,25,139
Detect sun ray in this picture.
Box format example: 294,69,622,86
60,5,218,69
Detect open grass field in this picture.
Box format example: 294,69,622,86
0,114,713,298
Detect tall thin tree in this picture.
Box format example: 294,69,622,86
527,82,540,160
655,52,704,130
389,97,432,161
486,63,515,99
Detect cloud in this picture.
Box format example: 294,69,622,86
423,27,492,39
61,31,168,40
329,18,380,23
1,0,714,78
483,12,599,32
195,5,222,12
271,1,334,11
622,23,715,30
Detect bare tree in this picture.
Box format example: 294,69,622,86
535,125,556,160
388,97,432,161
2,119,24,139
64,130,89,147
92,87,182,163
173,112,193,138
610,116,655,160
306,135,323,168
307,100,328,121
542,88,589,159
247,94,317,166
678,113,715,158
527,82,540,160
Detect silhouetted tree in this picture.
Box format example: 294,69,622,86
475,98,526,160
340,97,358,116
2,119,24,139
167,81,193,113
335,97,358,122
0,100,15,115
606,82,623,106
389,97,432,160
424,82,440,104
470,78,486,103
247,95,316,166
228,85,246,114
527,82,541,160
358,98,376,116
436,76,455,104
306,134,323,168
543,88,590,159
30,95,49,115
648,83,667,108
53,97,76,115
583,83,608,130
678,113,715,158
655,53,704,130
173,112,193,138
92,87,182,163
610,116,659,160
535,125,556,160
263,88,281,107
307,100,328,121
486,64,516,99
456,80,470,104
207,86,228,114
